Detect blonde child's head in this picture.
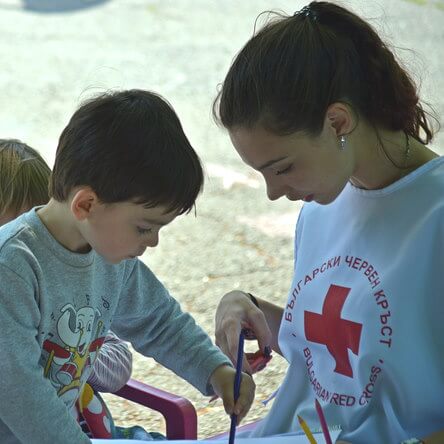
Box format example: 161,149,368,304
0,139,51,226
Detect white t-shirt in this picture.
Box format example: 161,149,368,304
252,156,444,443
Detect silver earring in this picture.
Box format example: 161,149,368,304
339,135,346,150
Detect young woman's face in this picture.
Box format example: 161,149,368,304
229,125,355,205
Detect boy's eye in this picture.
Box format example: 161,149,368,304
276,164,293,175
137,227,152,235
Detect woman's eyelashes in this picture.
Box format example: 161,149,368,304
275,164,293,175
137,226,152,235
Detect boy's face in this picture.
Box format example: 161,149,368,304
82,200,179,264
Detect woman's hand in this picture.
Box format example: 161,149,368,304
209,364,255,424
215,290,273,373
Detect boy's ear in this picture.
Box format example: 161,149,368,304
70,187,100,221
324,102,356,137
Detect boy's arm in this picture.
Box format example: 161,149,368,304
87,331,133,393
0,264,90,444
111,261,232,396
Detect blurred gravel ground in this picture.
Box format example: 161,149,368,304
0,0,443,438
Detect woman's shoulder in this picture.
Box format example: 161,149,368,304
407,155,444,198
421,154,444,181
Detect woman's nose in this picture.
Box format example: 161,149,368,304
145,232,159,248
265,177,286,201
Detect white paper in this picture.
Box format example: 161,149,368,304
92,429,341,443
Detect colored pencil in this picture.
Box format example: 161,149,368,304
228,329,245,444
297,414,317,444
315,398,332,444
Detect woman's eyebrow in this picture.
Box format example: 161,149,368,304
141,217,168,226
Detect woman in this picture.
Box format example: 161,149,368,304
213,2,443,443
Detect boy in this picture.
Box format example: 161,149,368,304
0,90,255,443
0,138,139,439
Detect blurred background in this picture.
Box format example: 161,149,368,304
0,0,442,438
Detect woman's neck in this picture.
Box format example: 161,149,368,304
349,126,438,190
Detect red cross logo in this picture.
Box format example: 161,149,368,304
304,284,362,378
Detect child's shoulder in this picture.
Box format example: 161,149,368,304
0,213,31,251
0,211,43,275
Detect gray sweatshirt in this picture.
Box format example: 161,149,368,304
0,208,230,443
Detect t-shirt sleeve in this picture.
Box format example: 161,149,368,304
111,260,231,395
0,263,90,444
87,331,133,393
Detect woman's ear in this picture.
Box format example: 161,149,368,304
70,187,100,221
324,102,356,137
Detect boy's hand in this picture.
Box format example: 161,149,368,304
209,364,255,424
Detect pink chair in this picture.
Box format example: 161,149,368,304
113,378,260,440
114,378,198,439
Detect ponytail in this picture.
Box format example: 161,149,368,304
214,1,438,144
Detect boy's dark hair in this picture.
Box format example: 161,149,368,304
213,1,437,144
50,89,203,214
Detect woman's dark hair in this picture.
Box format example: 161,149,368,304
213,1,437,144
50,89,203,215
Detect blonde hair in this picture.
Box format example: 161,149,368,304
0,139,51,218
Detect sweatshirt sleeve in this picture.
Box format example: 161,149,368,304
111,260,231,395
0,263,90,444
87,331,133,393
